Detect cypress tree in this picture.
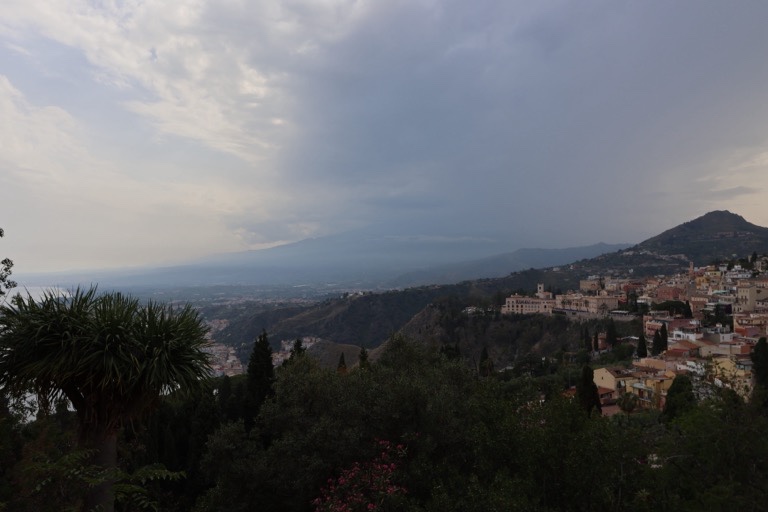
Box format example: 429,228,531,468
593,332,599,352
752,337,768,388
358,347,370,370
652,330,663,356
287,338,306,363
637,333,648,358
337,353,347,375
660,323,669,352
245,330,275,429
751,337,768,410
576,365,602,417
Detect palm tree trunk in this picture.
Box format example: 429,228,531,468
80,426,118,512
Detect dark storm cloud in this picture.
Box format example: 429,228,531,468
266,1,768,244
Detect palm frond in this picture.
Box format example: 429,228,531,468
0,286,212,427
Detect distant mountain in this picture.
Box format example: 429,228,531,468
573,211,768,277
19,228,627,291
636,210,768,263
387,242,630,287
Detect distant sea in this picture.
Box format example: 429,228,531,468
6,285,68,302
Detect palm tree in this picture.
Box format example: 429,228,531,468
0,287,211,512
617,392,639,417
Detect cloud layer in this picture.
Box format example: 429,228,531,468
2,0,768,272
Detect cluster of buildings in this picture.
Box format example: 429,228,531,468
502,259,768,411
593,353,753,414
201,318,246,376
596,306,757,412
502,259,768,324
205,334,326,375
271,336,322,366
501,282,623,317
205,342,245,376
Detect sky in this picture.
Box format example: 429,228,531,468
3,1,768,274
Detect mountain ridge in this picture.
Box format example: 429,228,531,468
635,210,768,264
17,237,630,291
208,210,768,360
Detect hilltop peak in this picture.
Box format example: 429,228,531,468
686,210,749,228
635,210,768,265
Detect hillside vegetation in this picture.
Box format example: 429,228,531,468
7,337,765,511
399,303,639,370
206,268,583,357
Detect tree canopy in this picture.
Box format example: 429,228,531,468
3,326,767,512
636,333,648,358
0,287,211,511
652,330,663,356
752,337,768,389
576,365,602,417
662,374,696,422
244,329,275,429
0,228,15,301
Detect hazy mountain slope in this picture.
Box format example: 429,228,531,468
16,230,525,289
582,211,768,276
636,210,768,264
307,340,364,370
187,228,518,287
214,287,454,350
387,242,630,286
19,232,626,291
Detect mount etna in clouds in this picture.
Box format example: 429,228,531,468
19,210,768,294
18,227,629,291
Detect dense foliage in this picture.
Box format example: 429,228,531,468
2,327,767,511
0,287,211,512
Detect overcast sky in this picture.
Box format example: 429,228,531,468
3,1,768,274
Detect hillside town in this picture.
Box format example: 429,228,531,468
209,254,768,404
501,256,768,413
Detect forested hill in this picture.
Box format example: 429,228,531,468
207,267,583,354
638,210,768,262
396,303,638,370
614,210,768,269
552,210,768,277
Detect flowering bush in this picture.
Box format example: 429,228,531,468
312,440,407,512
